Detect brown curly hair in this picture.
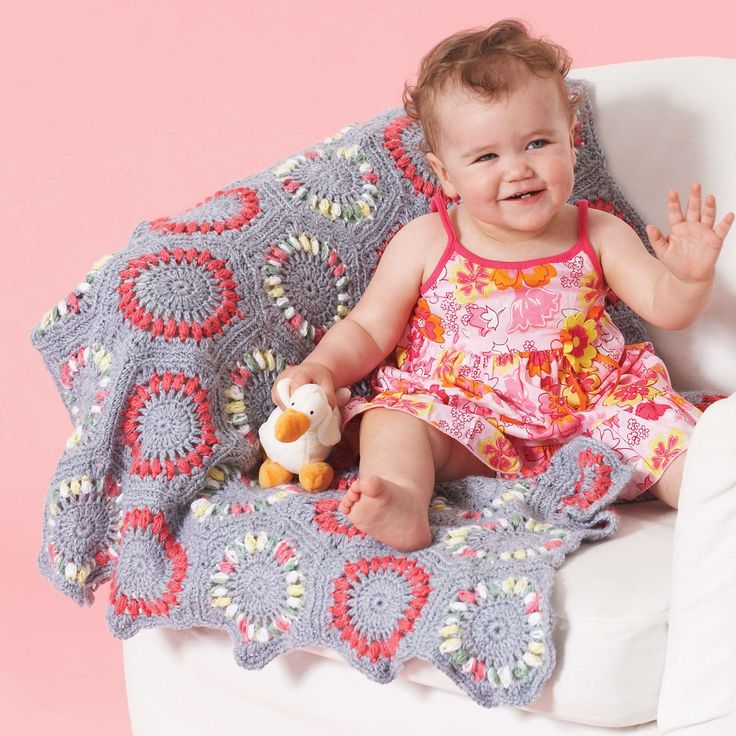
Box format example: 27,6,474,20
403,19,583,156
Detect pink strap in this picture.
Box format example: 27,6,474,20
430,193,456,243
431,193,590,255
577,198,589,242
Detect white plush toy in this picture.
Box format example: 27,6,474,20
258,379,352,492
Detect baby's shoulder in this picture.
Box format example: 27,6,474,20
384,210,449,278
586,205,639,257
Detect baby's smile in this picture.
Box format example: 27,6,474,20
501,189,545,202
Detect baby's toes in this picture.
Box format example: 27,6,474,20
339,485,361,514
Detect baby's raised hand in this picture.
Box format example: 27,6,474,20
645,182,734,283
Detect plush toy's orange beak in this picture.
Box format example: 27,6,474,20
275,409,310,442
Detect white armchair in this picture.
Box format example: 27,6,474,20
122,57,736,735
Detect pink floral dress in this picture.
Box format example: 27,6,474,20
342,194,700,500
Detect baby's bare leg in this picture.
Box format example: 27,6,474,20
648,452,687,510
338,408,493,551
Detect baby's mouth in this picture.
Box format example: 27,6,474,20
504,189,543,200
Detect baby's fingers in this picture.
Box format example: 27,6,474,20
715,211,736,242
645,224,669,257
666,189,685,227
684,181,702,223
701,193,717,229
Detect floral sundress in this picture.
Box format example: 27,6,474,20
342,194,700,500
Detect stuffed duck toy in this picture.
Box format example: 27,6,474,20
258,379,352,492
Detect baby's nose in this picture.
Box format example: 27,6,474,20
504,157,534,180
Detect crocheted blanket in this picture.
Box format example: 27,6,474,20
30,77,723,708
125,439,633,709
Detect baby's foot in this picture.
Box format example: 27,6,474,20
338,475,432,552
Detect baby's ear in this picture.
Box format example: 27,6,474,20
425,152,457,198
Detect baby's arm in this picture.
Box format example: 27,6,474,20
596,182,734,329
271,216,431,407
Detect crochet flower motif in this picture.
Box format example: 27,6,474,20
457,481,532,515
559,312,598,371
273,146,379,223
382,115,446,201
111,508,188,619
263,233,350,343
60,344,112,449
191,465,299,521
225,348,287,445
559,447,614,511
46,474,121,587
312,497,367,539
35,254,113,337
329,556,431,662
122,370,218,480
149,186,261,235
442,515,570,561
438,577,547,690
117,247,244,342
210,533,304,644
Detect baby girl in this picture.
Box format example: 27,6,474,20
271,19,734,552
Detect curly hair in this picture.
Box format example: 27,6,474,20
403,19,583,156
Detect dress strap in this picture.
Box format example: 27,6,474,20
575,198,605,282
576,198,589,242
430,193,457,244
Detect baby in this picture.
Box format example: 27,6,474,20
271,19,734,552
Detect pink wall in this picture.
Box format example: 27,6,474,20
2,0,732,733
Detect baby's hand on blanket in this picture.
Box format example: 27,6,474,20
645,181,734,284
271,362,337,410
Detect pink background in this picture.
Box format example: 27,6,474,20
2,0,733,733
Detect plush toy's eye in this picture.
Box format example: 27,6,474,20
309,410,314,415
290,402,294,406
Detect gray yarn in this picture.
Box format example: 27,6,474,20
30,79,715,708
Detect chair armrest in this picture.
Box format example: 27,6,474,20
657,394,736,733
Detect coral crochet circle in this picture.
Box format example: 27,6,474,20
117,247,244,342
210,532,304,643
47,474,121,587
312,498,366,539
560,447,614,511
273,146,379,223
122,370,218,480
263,233,350,342
225,348,288,444
111,508,188,619
329,556,431,662
439,577,547,689
382,116,445,201
149,187,261,235
60,344,112,449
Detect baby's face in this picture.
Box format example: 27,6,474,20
426,74,577,242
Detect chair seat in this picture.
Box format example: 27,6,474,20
123,499,675,730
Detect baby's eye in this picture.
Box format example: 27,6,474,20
527,139,549,149
476,152,497,162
